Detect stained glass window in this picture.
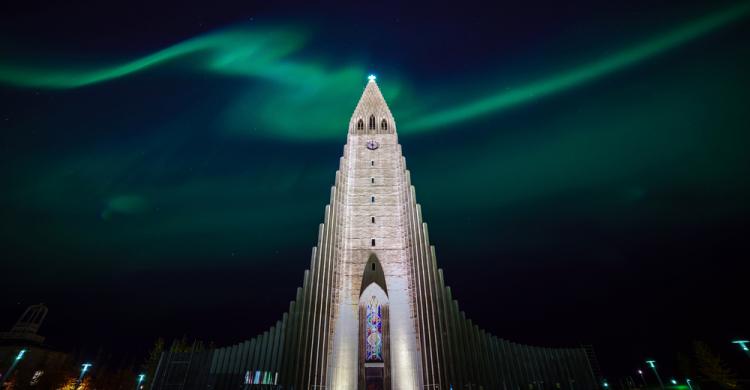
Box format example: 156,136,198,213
365,295,383,362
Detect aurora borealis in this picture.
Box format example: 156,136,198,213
1,0,749,376
2,2,748,138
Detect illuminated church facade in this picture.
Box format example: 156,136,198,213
152,78,599,390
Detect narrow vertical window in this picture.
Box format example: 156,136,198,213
365,295,383,362
357,119,364,130
381,119,388,130
371,196,375,203
371,216,375,223
371,160,374,166
369,115,376,130
371,238,376,246
371,177,375,184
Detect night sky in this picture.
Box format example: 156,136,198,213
1,0,749,378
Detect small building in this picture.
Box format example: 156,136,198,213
0,304,71,388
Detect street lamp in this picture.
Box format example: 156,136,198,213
15,349,27,361
76,363,92,389
0,349,28,387
731,340,749,356
135,373,145,390
670,379,678,386
646,360,665,390
637,369,647,387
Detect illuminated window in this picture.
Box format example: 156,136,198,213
357,119,364,130
365,295,383,362
381,119,388,130
369,115,376,130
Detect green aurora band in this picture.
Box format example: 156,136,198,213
0,2,748,139
0,28,308,88
407,2,750,131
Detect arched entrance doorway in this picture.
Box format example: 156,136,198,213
359,254,390,390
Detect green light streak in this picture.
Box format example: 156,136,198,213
0,27,306,88
407,2,750,131
101,194,148,220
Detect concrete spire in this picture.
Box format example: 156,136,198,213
349,76,396,134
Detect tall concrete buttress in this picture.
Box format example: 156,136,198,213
150,79,599,390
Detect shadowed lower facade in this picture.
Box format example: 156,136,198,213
151,79,599,390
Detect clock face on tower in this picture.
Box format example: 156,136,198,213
366,140,379,150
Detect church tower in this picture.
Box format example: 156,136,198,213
327,75,421,389
151,77,599,390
